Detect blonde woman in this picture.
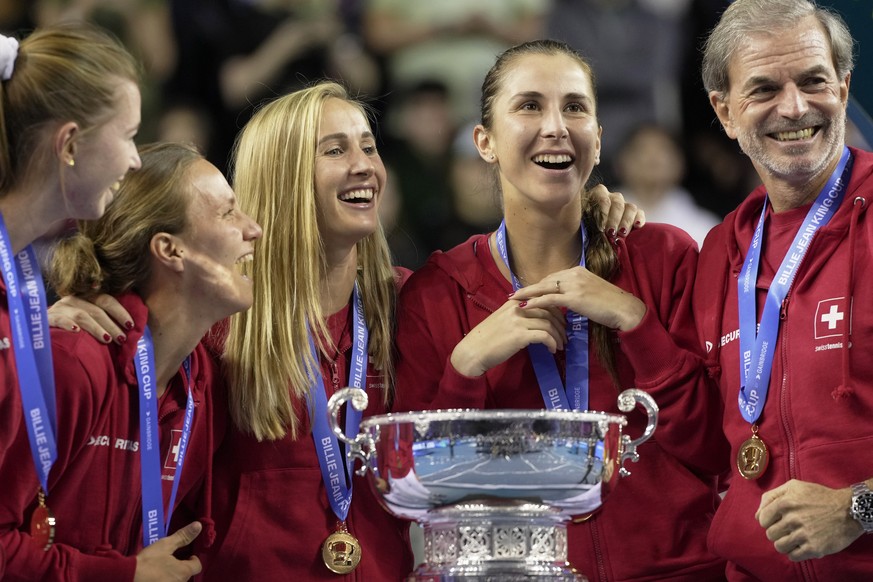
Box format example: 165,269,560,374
198,81,411,580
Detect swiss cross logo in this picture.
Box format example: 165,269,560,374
815,297,851,339
163,429,182,471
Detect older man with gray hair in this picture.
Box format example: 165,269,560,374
692,0,873,579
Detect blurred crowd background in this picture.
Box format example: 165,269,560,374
2,0,869,268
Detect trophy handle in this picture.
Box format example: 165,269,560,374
616,388,659,477
327,387,372,476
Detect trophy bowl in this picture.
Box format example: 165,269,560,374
328,388,658,582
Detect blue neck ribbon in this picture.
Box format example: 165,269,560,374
496,220,589,411
308,282,368,522
135,326,195,546
0,214,57,496
737,146,853,424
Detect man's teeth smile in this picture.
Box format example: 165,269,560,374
774,127,815,141
338,188,375,203
533,154,573,169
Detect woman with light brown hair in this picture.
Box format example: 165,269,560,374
394,39,730,580
0,142,262,580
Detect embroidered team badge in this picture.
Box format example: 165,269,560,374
814,297,851,341
163,429,183,472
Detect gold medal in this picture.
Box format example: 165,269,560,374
737,426,769,480
30,488,55,551
321,522,361,574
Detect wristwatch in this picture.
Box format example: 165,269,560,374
850,482,873,533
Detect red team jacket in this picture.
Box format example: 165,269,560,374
0,293,227,581
394,228,729,581
0,278,15,581
202,272,414,581
694,147,873,581
0,280,22,582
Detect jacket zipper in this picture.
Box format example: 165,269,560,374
158,403,181,424
783,226,825,581
591,517,607,582
127,491,144,555
468,293,495,316
779,295,795,482
329,359,340,390
779,295,815,582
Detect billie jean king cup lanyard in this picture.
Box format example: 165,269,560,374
134,327,195,547
736,146,853,480
496,220,589,411
308,282,368,574
0,212,58,549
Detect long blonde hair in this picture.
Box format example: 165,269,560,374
225,82,396,441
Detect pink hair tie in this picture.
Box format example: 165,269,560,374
0,35,19,81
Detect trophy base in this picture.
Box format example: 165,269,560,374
407,501,587,582
408,563,585,582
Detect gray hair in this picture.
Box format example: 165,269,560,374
702,0,855,96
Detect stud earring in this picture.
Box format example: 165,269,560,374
66,158,75,167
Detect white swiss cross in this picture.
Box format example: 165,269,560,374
163,429,183,470
821,304,844,330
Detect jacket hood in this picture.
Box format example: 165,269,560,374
428,234,503,308
116,292,211,400
115,293,148,385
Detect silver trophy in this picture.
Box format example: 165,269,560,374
328,388,658,581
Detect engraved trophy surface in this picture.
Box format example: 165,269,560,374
328,388,658,581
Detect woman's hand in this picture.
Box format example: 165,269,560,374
589,184,646,238
48,294,133,344
450,300,567,377
510,266,647,332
